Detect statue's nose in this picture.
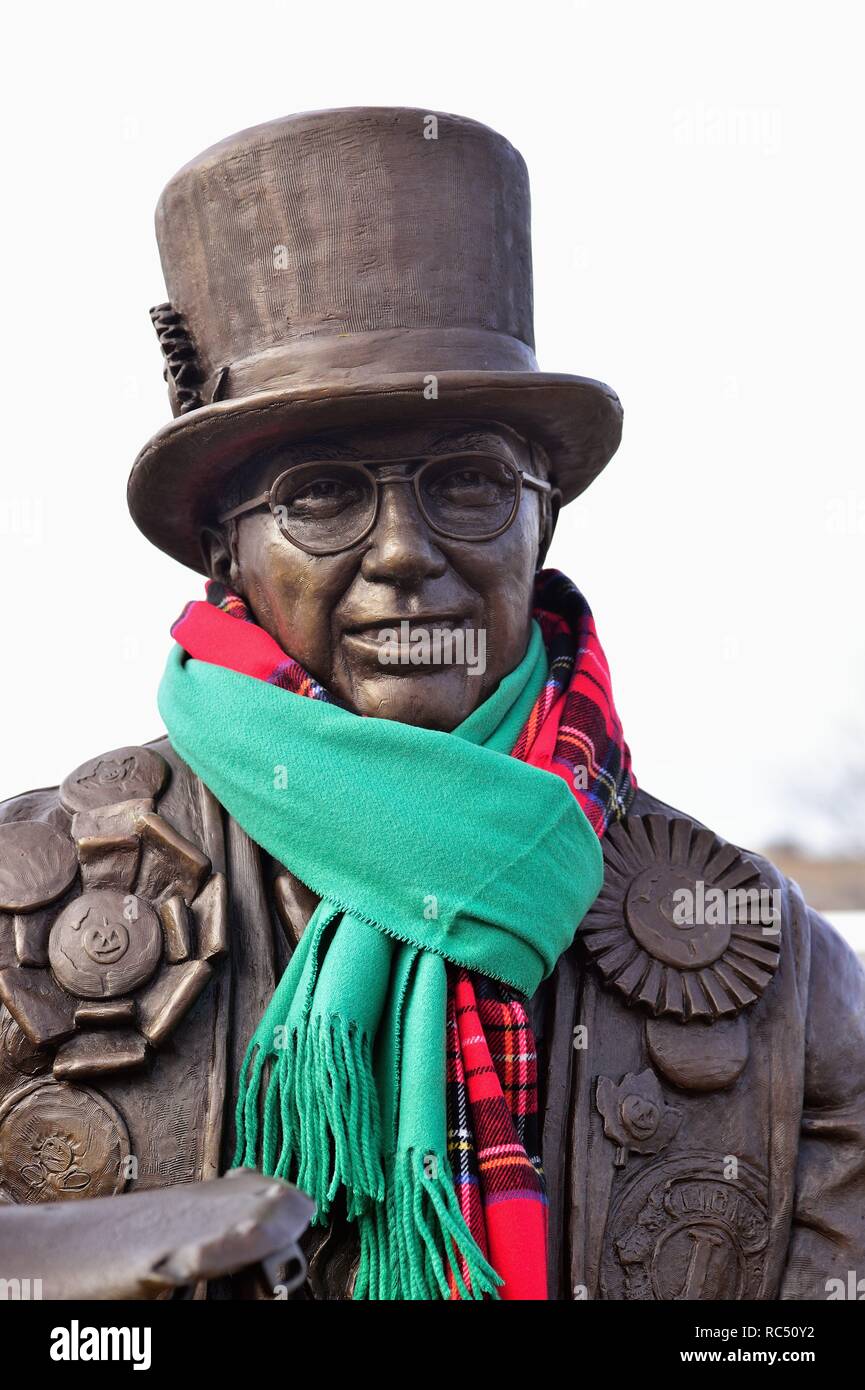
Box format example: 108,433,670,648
360,480,447,584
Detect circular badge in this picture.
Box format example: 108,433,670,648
625,865,731,969
582,814,781,1021
49,889,162,999
0,1079,129,1202
0,822,78,912
601,1152,770,1301
59,745,168,814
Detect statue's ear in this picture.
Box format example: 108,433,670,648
536,487,561,571
531,441,560,571
199,523,240,589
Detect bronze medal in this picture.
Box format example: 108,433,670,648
0,1078,129,1203
59,746,168,815
0,822,78,912
48,889,162,999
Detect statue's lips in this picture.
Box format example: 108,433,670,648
342,615,468,635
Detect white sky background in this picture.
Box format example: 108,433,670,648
1,0,863,857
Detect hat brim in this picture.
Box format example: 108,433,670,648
127,371,623,573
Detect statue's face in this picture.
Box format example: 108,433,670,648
203,421,555,731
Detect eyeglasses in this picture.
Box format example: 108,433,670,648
218,452,556,555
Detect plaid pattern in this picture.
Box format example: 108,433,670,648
170,568,635,1299
513,569,635,834
174,581,337,703
447,970,547,1298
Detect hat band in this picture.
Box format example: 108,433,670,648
200,327,539,407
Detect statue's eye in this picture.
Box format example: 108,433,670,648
282,474,365,517
426,461,512,508
445,468,486,490
298,480,345,499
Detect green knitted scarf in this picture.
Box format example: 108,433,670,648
158,621,603,1299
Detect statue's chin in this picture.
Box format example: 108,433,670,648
339,668,485,732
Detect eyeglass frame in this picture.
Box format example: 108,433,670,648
217,449,559,555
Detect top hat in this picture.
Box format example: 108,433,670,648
127,106,623,573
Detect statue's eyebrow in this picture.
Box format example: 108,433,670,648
264,431,516,467
286,440,362,461
257,439,362,473
427,430,510,454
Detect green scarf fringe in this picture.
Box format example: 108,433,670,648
235,1017,502,1299
236,1014,384,1222
355,1151,503,1300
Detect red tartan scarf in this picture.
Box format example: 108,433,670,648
170,568,635,1298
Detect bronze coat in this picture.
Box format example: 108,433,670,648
0,736,863,1300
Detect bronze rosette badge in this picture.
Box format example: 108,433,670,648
581,814,781,1021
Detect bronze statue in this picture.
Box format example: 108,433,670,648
0,107,862,1301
